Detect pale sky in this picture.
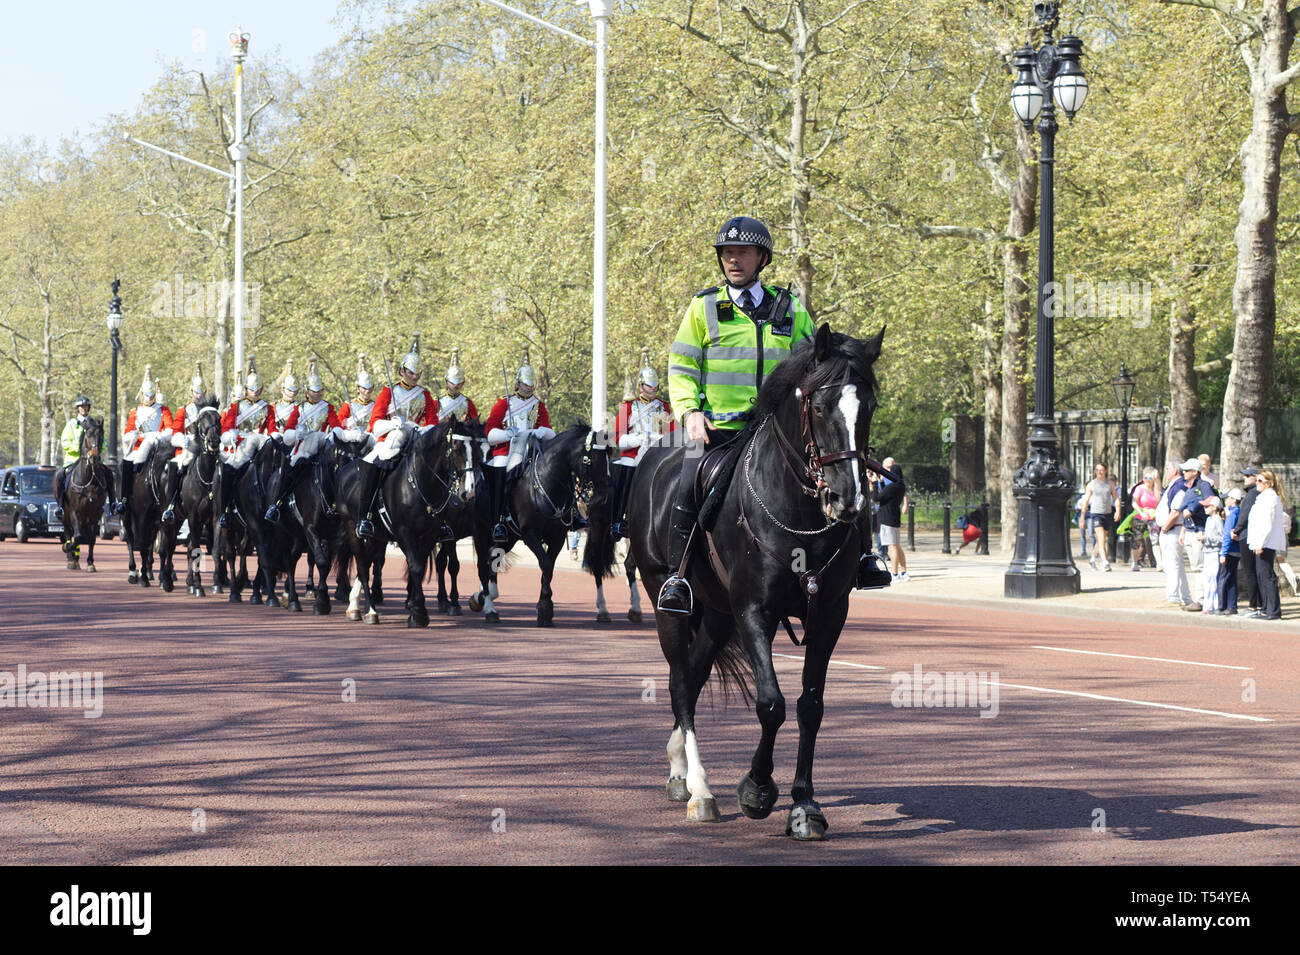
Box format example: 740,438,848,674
2,1,388,146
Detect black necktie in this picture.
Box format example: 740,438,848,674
740,290,755,312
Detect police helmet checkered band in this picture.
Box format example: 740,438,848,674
446,346,464,386
75,395,91,407
517,345,535,388
140,365,156,399
713,216,772,254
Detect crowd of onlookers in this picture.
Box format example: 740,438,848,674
1076,454,1294,619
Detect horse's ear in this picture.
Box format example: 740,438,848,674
863,325,885,361
813,323,833,362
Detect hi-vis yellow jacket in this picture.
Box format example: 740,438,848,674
668,285,815,429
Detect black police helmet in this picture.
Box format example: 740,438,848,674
714,216,773,279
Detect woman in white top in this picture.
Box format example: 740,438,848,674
1246,470,1288,619
1080,463,1120,571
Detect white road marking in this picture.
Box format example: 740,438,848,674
774,652,885,670
1032,645,1252,671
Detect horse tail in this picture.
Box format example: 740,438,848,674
581,511,617,580
699,617,753,706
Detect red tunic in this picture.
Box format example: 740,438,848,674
123,404,175,454
484,396,550,460
615,398,674,462
221,400,277,438
338,400,376,431
369,385,438,437
284,402,342,434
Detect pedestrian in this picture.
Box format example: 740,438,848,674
1174,457,1214,573
1198,496,1224,613
870,457,908,582
1233,468,1262,613
1127,466,1162,571
1214,488,1243,615
1081,462,1120,571
1275,499,1298,598
1155,465,1200,611
1198,454,1220,491
1245,469,1287,620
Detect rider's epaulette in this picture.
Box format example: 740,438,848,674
694,286,719,299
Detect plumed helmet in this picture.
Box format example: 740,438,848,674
246,357,262,396
621,374,635,403
446,346,465,386
636,346,659,391
75,394,91,408
400,332,421,376
306,358,324,394
280,358,298,395
356,354,374,391
190,360,205,396
714,215,773,275
516,345,536,388
139,365,156,400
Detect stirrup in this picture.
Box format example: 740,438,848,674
264,503,281,523
492,521,508,544
657,575,693,615
357,517,375,539
856,553,892,590
112,499,127,516
439,523,455,543
611,520,627,541
161,506,176,525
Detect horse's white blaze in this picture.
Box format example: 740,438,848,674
837,383,864,512
684,729,712,798
666,726,687,780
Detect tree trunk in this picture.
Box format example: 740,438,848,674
39,299,54,467
999,123,1037,553
1219,0,1293,476
1166,255,1199,473
788,3,814,310
983,247,1002,501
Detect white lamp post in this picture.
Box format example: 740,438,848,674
124,27,250,392
478,0,610,432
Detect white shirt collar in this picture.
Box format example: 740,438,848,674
727,281,765,309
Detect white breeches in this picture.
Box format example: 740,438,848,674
363,421,412,464
125,431,167,464
291,430,328,465
228,432,270,470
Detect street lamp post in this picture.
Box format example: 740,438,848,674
478,0,610,432
106,280,124,468
123,28,249,395
1111,362,1136,563
1004,1,1090,599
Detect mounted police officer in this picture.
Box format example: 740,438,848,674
55,394,115,519
611,348,673,541
484,347,556,545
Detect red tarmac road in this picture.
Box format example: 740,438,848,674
0,539,1296,865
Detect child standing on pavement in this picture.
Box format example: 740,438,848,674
1199,497,1224,613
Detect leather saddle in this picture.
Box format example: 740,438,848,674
694,430,747,531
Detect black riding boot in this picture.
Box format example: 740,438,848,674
54,466,67,520
114,460,134,515
489,466,509,545
265,458,306,524
162,463,185,525
217,462,239,528
656,504,699,615
100,462,119,514
856,549,892,589
610,465,631,541
355,459,382,539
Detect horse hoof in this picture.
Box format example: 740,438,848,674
537,618,554,628
229,592,242,604
437,604,450,615
596,611,612,623
266,599,281,613
139,577,150,588
407,615,429,628
66,560,77,571
85,564,96,574
449,605,462,616
127,572,139,584
667,777,690,802
687,796,720,823
212,585,225,595
627,609,642,623
196,587,206,598
287,601,302,613
333,588,347,603
468,593,484,613
346,609,361,621
737,775,779,820
786,803,829,841
161,579,174,593
279,594,290,609
485,611,500,623
365,611,380,625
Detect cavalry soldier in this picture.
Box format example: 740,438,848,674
216,362,277,527
270,359,299,433
338,354,377,439
354,334,439,539
438,347,479,424
484,346,555,545
55,394,115,520
114,367,175,517
265,360,343,523
161,363,208,525
611,348,674,541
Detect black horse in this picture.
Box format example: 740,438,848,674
122,437,178,589
212,455,255,601
59,417,110,572
289,430,372,615
433,419,489,616
166,400,222,597
467,423,613,626
628,324,884,840
335,419,460,627
235,437,307,612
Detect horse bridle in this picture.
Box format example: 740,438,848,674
531,431,602,527
403,428,457,517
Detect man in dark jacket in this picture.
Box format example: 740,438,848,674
870,457,908,582
1233,468,1261,612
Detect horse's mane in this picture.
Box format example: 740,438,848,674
745,329,880,430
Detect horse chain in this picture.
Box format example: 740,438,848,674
744,418,840,537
